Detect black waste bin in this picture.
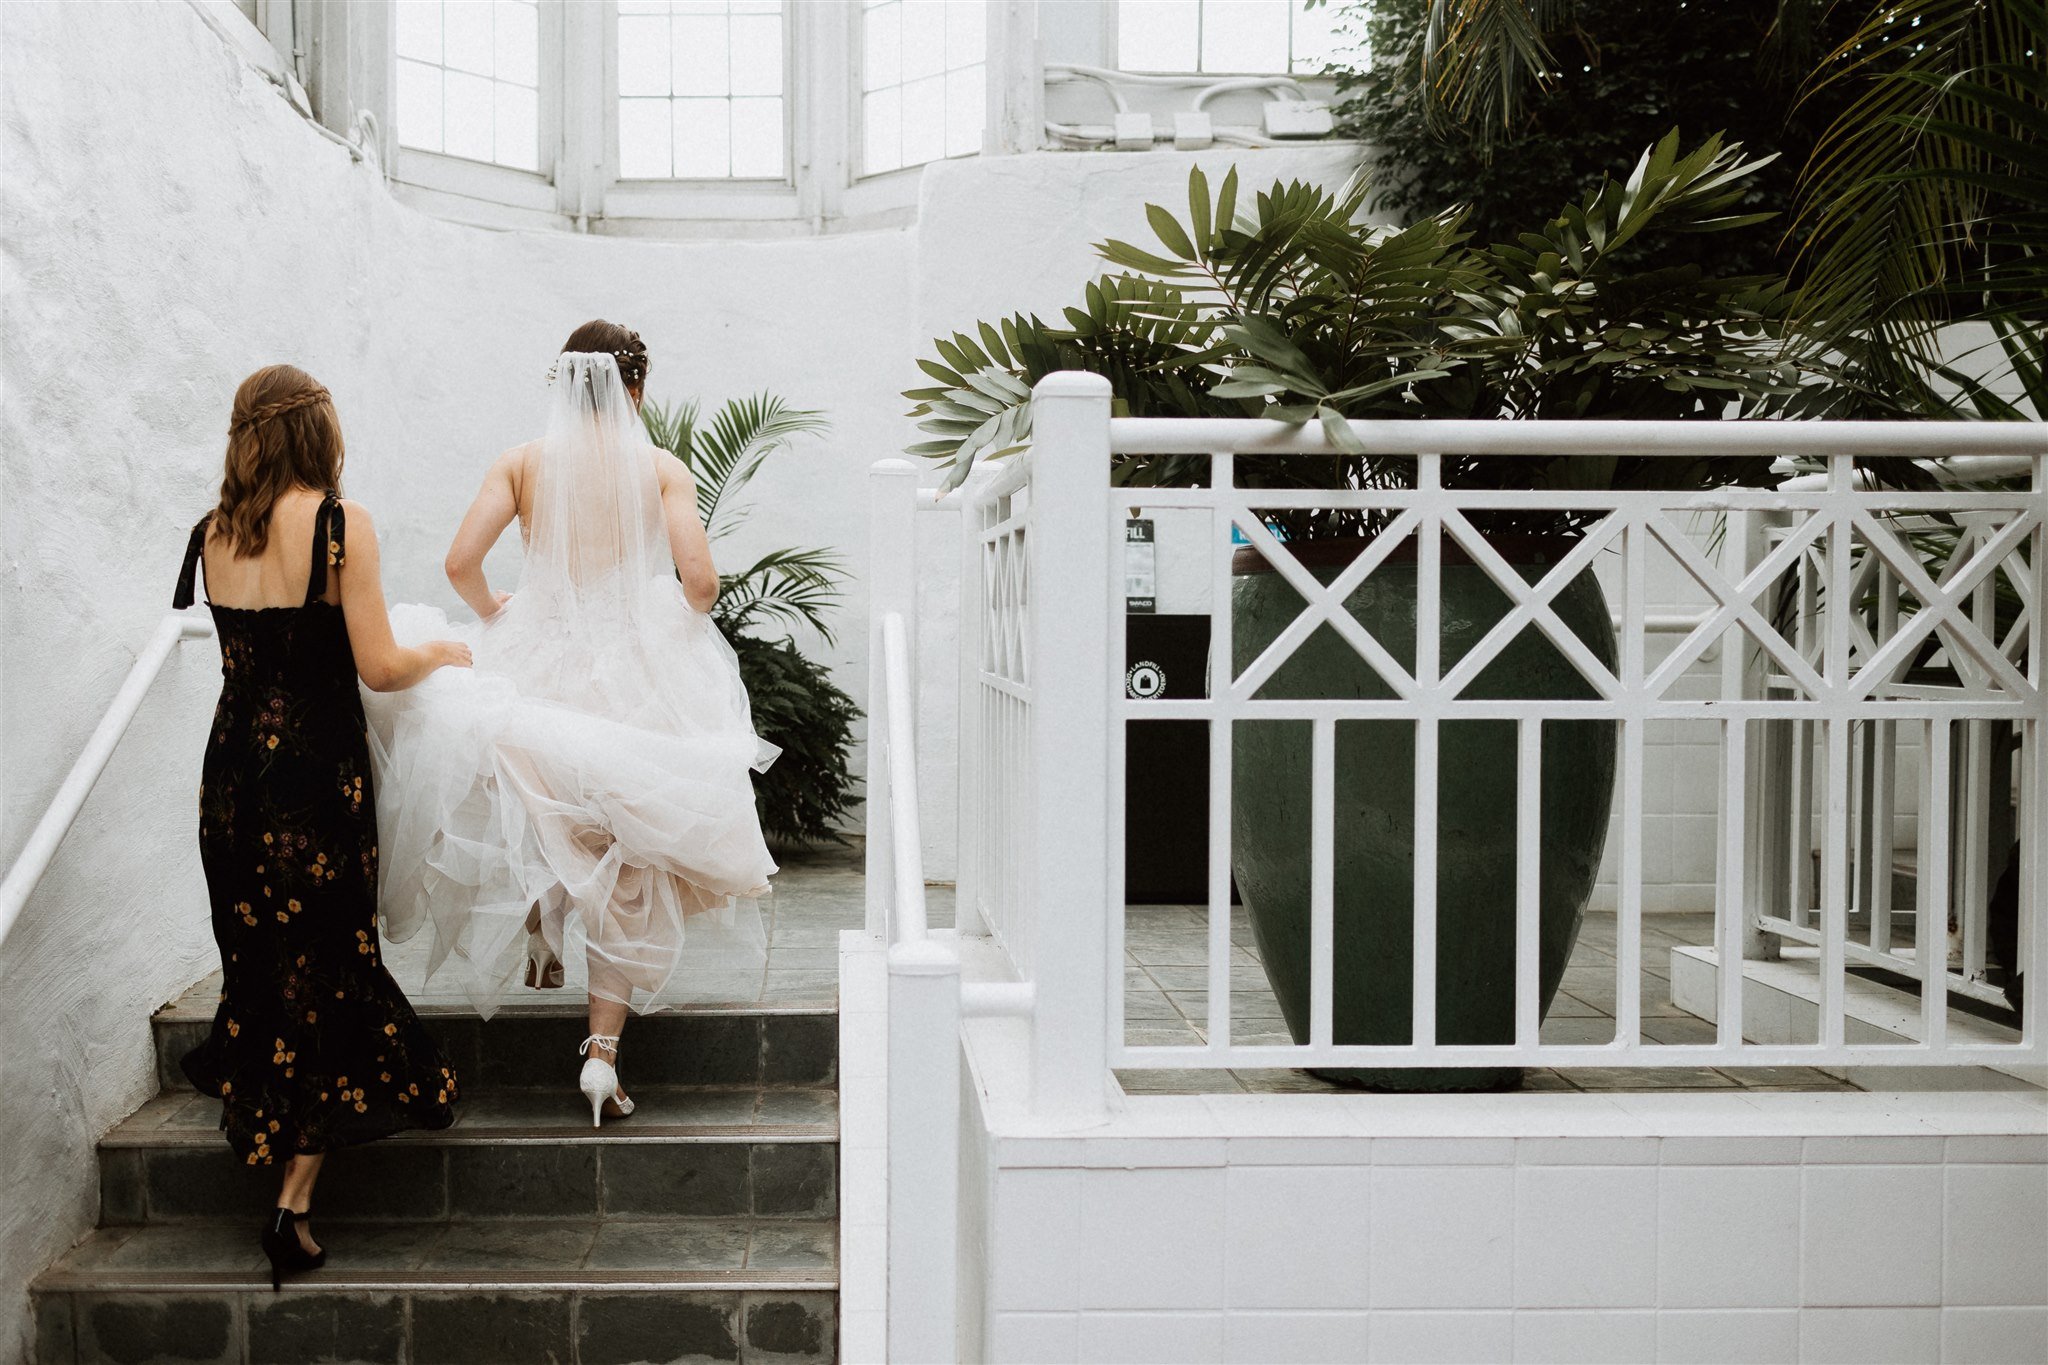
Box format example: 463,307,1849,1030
1125,613,1228,904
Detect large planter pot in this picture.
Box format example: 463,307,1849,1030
1231,537,1619,1091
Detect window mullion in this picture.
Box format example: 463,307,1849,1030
557,0,604,226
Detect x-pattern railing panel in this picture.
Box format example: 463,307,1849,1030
1070,432,2045,1073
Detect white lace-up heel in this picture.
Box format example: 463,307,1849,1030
577,1034,633,1127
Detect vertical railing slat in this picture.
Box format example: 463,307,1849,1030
1718,719,1749,1045
1515,719,1543,1050
1309,717,1336,1051
1921,718,1952,1053
1207,455,1237,1054
1411,455,1441,1049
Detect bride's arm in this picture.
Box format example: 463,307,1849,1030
446,448,520,620
659,459,720,614
339,502,472,691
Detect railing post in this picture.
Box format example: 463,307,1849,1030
1024,372,1115,1125
886,938,962,1362
867,459,920,938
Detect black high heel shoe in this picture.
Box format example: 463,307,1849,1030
259,1207,326,1291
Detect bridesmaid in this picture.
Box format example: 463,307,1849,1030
173,365,472,1289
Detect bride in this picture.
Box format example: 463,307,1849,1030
364,320,777,1125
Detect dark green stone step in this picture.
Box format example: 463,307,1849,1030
33,1217,834,1364
99,1091,838,1226
152,984,837,1094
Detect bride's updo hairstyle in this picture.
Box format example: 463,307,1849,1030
217,364,344,557
562,319,649,395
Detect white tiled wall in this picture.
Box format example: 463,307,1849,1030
977,1134,2048,1364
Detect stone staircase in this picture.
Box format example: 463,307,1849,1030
31,981,840,1364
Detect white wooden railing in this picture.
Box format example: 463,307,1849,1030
865,378,2045,1355
0,611,216,952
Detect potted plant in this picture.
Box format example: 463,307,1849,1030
906,134,1812,1088
641,395,863,850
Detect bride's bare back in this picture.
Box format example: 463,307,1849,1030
444,436,718,621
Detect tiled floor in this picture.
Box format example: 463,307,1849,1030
1114,903,2029,1094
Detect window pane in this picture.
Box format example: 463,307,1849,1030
1201,0,1286,73
494,0,538,87
396,58,444,152
901,73,945,167
618,97,673,177
946,0,986,67
863,2,900,91
731,97,783,176
901,0,945,81
495,80,539,170
673,98,731,177
864,86,902,174
673,14,730,96
945,63,984,157
444,69,496,160
396,1,442,63
730,14,782,97
618,15,672,96
617,0,670,11
442,0,495,76
1121,0,1199,72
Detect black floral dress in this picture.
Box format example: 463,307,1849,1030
175,494,457,1164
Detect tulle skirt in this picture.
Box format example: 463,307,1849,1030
362,577,777,1017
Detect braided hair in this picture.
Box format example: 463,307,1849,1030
561,319,649,393
215,365,344,557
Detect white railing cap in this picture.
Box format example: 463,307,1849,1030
1107,417,2048,459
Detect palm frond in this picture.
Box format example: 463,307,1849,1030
713,546,847,644
1788,0,2046,378
1420,0,1576,141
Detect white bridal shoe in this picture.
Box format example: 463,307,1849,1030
523,930,564,990
577,1034,635,1127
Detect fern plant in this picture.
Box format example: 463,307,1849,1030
641,394,861,847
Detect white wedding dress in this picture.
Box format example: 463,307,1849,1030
363,353,777,1016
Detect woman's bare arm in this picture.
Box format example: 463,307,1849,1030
340,501,472,691
445,448,522,620
659,458,720,613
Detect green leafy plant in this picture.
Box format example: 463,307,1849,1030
1356,0,2047,421
642,394,861,847
1324,0,1860,279
907,134,1810,537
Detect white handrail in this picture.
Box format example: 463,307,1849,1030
0,611,215,951
880,611,929,944
1108,417,2048,458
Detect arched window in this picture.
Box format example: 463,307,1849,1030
396,0,542,172
615,0,787,182
859,0,988,177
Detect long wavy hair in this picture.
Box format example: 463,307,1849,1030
215,365,344,556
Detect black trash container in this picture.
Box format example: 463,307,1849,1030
1124,613,1221,904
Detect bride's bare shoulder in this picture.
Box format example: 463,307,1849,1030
495,438,545,487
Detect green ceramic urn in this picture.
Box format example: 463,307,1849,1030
1229,538,1618,1091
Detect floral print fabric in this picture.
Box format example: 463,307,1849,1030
175,495,457,1163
